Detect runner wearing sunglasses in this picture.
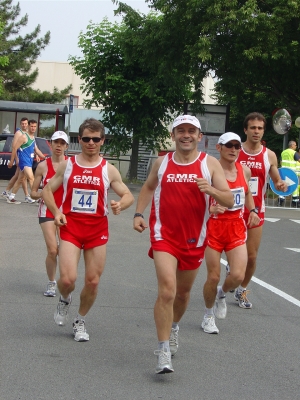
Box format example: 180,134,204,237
202,132,260,334
42,118,134,342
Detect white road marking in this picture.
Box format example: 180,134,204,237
251,277,300,307
290,219,300,224
220,258,300,307
265,218,280,222
285,247,300,253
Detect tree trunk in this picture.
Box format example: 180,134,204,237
129,136,139,180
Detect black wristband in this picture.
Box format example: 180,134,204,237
134,213,144,219
250,208,259,214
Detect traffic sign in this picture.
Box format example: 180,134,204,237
269,167,298,196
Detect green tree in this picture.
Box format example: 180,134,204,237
69,10,206,179
149,0,300,110
148,0,300,149
0,0,71,102
0,19,9,94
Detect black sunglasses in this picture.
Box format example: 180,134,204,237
223,142,241,150
80,136,102,143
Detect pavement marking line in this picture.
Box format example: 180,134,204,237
284,247,300,253
290,219,300,224
265,218,280,222
220,258,300,308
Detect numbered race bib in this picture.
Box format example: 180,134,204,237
249,177,258,196
228,187,245,211
71,188,98,214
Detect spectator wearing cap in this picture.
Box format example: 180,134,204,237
133,115,234,374
202,132,260,334
31,131,69,297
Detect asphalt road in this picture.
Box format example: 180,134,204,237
0,180,299,400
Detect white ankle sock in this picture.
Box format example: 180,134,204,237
205,307,214,316
158,341,170,351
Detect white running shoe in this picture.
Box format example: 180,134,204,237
234,289,252,309
154,348,174,374
54,295,72,326
169,327,179,355
25,196,35,203
214,287,227,319
201,315,219,334
73,319,89,342
44,281,57,297
7,197,21,204
1,191,9,199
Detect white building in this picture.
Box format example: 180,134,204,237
32,61,217,109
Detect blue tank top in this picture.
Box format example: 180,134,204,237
17,132,35,168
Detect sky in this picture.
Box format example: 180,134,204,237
18,0,151,62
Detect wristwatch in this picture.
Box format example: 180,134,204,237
134,213,144,219
250,207,259,214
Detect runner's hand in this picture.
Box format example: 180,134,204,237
111,199,121,215
247,212,260,228
275,180,288,193
210,204,227,214
133,216,148,233
54,213,67,227
195,177,211,194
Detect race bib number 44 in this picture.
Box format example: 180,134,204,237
71,188,98,213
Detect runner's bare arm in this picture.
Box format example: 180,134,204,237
31,161,46,199
108,163,135,215
8,135,26,167
242,165,260,227
268,149,287,192
42,160,67,226
197,156,234,208
34,143,45,159
133,157,162,233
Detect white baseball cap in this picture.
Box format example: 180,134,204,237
218,132,241,144
51,131,69,144
172,115,201,130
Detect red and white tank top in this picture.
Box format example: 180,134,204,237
210,162,248,220
149,152,211,249
38,157,67,218
237,146,270,213
61,156,110,218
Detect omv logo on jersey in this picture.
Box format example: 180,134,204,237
269,167,298,196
